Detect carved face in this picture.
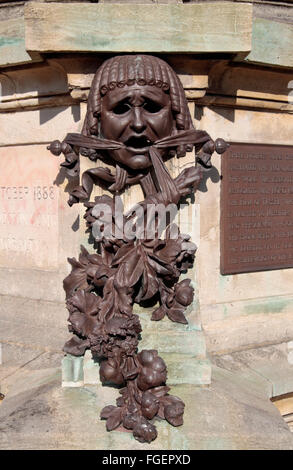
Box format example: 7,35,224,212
100,84,176,170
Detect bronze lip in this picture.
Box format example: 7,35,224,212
124,135,152,152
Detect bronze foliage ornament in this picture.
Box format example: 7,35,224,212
48,55,228,443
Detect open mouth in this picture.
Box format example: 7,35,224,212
125,136,152,151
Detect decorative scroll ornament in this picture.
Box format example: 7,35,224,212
48,55,228,443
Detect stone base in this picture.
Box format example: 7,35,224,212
1,362,293,450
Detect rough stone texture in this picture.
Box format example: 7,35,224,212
238,17,293,68
0,143,80,303
273,395,293,420
204,311,293,355
0,107,82,146
0,295,69,351
0,346,63,397
25,2,252,53
0,3,42,67
1,359,293,450
211,343,293,398
253,1,293,26
161,355,211,385
0,145,60,269
1,2,293,68
140,326,205,356
139,309,205,354
0,343,43,383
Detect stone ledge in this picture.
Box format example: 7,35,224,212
209,61,293,103
235,17,293,68
195,95,293,113
140,330,206,357
204,311,293,356
211,342,293,399
0,94,79,112
0,2,292,70
1,55,291,113
0,3,42,67
0,61,69,102
24,2,252,54
201,293,293,324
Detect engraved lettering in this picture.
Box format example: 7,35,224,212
221,143,293,274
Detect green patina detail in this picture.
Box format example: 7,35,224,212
160,355,211,385
244,298,290,316
203,437,238,451
245,18,293,68
223,305,228,318
0,37,23,47
62,354,84,383
168,426,190,451
0,37,36,66
140,328,206,357
26,2,252,53
219,273,231,291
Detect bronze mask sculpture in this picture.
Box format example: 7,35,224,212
48,55,228,443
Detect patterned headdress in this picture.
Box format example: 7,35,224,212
82,54,193,137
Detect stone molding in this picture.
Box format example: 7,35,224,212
0,2,292,69
1,57,292,113
24,2,252,53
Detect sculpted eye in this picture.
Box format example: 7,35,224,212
112,102,130,115
143,99,162,113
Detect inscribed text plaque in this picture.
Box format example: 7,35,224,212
221,143,293,274
0,145,59,269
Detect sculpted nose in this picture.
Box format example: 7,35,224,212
130,108,146,133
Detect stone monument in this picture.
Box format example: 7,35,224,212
48,54,228,443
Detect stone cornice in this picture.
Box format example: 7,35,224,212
0,2,292,68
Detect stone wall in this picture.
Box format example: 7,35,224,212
195,62,293,354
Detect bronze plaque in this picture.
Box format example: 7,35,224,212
221,143,293,274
